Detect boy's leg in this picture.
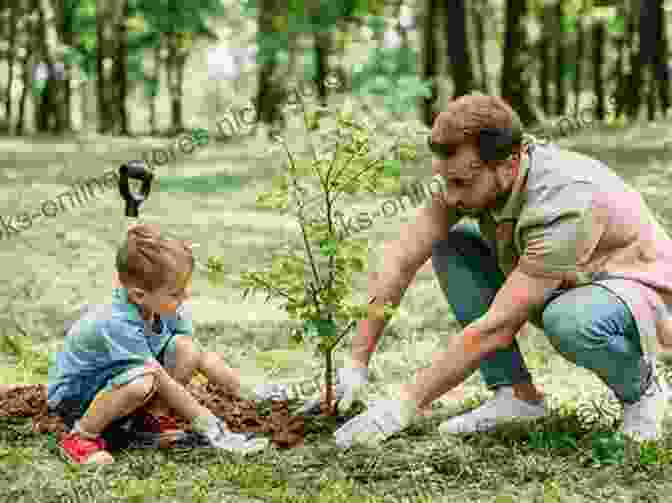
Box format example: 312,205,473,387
431,222,534,391
78,372,159,435
143,335,203,416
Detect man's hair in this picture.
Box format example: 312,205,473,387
116,223,194,292
430,93,522,161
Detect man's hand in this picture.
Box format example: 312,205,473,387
301,367,369,415
333,398,418,448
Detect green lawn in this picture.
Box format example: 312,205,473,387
2,118,672,502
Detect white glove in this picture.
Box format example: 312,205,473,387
252,383,290,402
301,366,369,415
204,418,269,455
333,398,417,449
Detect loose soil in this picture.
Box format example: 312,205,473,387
0,382,305,449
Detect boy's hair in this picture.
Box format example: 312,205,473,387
116,224,194,292
430,93,522,162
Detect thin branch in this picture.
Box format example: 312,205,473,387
328,135,403,208
245,273,300,304
278,138,323,309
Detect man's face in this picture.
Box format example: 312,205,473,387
430,141,517,215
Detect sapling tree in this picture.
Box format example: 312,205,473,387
207,101,422,414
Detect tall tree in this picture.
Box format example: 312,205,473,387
33,0,69,133
573,14,584,116
592,18,606,122
625,0,642,120
537,3,553,115
500,0,537,125
255,0,282,132
553,1,565,116
639,0,670,120
471,0,490,93
421,0,439,126
443,0,475,97
116,0,129,134
2,5,19,133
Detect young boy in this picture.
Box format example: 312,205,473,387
48,224,283,464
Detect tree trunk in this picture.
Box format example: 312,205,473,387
175,50,187,133
166,32,184,135
313,32,329,106
96,0,110,133
443,0,476,97
573,16,584,116
626,0,642,120
592,20,605,122
421,0,439,126
613,3,627,117
653,0,670,115
3,5,18,133
116,0,129,135
553,1,565,116
471,0,489,93
149,41,160,135
16,41,31,136
538,5,552,116
255,0,280,128
32,0,68,133
323,347,334,415
640,0,670,119
500,0,537,125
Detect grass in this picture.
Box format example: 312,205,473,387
1,117,672,501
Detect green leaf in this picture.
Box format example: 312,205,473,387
318,238,338,257
143,77,159,98
207,269,226,287
607,15,625,35
561,64,576,81
32,78,47,97
383,160,401,177
367,15,386,33
303,319,337,338
561,15,577,34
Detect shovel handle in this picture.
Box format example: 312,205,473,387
119,160,154,217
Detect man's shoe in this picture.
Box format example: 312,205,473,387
59,432,115,465
131,414,186,448
620,359,669,442
439,386,549,435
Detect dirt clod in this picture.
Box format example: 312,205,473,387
0,382,305,449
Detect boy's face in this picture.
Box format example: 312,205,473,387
128,270,193,318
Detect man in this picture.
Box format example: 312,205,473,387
316,94,672,448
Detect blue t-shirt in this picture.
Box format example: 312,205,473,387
47,287,193,408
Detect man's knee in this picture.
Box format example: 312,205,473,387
541,287,633,356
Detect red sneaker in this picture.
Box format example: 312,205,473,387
133,414,185,448
59,432,114,465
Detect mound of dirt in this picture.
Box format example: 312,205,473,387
0,382,304,449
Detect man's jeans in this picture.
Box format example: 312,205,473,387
431,221,651,404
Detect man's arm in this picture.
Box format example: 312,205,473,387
405,268,562,408
351,195,460,367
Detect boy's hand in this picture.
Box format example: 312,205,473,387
252,383,289,402
205,418,269,454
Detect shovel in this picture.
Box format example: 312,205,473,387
62,161,154,337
